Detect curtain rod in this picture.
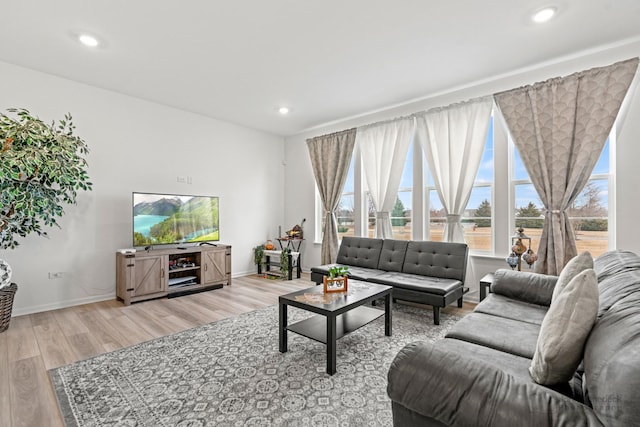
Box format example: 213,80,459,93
305,127,356,143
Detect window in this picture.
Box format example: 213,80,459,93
393,143,413,240
511,134,613,257
361,145,414,240
314,113,613,258
337,156,355,240
426,116,494,252
463,117,494,252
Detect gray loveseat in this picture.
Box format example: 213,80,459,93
387,250,640,426
310,237,469,324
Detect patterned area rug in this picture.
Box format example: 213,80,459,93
50,303,461,426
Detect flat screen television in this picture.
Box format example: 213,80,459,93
132,192,219,246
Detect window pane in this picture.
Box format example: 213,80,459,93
335,155,355,241
464,186,492,251
462,118,494,250
476,117,494,184
393,144,413,240
514,183,544,252
568,179,608,256
367,193,376,238
592,138,610,175
337,193,354,240
428,189,444,242
392,191,411,240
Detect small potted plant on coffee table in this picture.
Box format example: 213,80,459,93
323,266,349,293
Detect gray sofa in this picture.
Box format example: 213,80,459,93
387,249,640,426
310,237,469,324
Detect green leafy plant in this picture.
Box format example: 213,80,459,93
253,244,265,266
280,248,290,279
328,265,349,278
0,108,92,249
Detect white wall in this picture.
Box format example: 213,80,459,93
0,61,286,315
284,39,640,301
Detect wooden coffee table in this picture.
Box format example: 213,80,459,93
279,280,392,375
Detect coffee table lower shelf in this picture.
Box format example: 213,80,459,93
286,306,384,344
279,282,392,375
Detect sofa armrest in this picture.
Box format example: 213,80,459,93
388,342,603,427
491,269,557,306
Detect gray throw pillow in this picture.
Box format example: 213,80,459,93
551,251,593,302
529,268,599,385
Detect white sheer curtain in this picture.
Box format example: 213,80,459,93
356,117,415,238
415,97,493,243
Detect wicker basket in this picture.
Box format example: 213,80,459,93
0,283,17,333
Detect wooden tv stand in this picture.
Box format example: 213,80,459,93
115,244,231,305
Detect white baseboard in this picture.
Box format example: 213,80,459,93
11,270,312,316
12,293,115,317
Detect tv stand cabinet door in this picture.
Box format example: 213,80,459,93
203,249,226,284
133,255,167,297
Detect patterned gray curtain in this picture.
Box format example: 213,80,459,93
495,58,639,275
307,129,356,264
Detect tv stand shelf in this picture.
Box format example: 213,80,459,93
116,244,232,305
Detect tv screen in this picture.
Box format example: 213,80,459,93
132,192,219,246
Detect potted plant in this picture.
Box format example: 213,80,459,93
253,244,265,274
0,108,92,331
324,265,349,293
280,248,290,279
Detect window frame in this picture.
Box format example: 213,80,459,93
507,129,615,256
313,115,615,258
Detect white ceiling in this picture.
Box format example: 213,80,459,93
1,1,639,137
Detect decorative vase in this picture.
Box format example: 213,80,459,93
506,252,519,270
0,259,11,290
0,259,17,333
522,249,538,268
0,285,17,333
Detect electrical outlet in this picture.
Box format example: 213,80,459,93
48,272,64,279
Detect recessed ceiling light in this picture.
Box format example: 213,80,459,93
278,107,290,115
78,33,100,47
532,6,557,23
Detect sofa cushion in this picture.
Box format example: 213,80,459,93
595,250,640,317
401,241,468,281
335,236,383,269
376,239,408,272
438,338,534,380
369,272,461,295
387,340,602,427
474,293,548,326
445,312,540,359
530,269,599,385
491,269,558,307
583,289,640,426
594,249,640,282
551,251,593,302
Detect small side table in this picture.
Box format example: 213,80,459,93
479,273,494,302
264,250,301,280
276,238,304,252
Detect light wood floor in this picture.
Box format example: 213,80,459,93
0,274,474,427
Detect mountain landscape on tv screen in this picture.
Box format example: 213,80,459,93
133,196,219,246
